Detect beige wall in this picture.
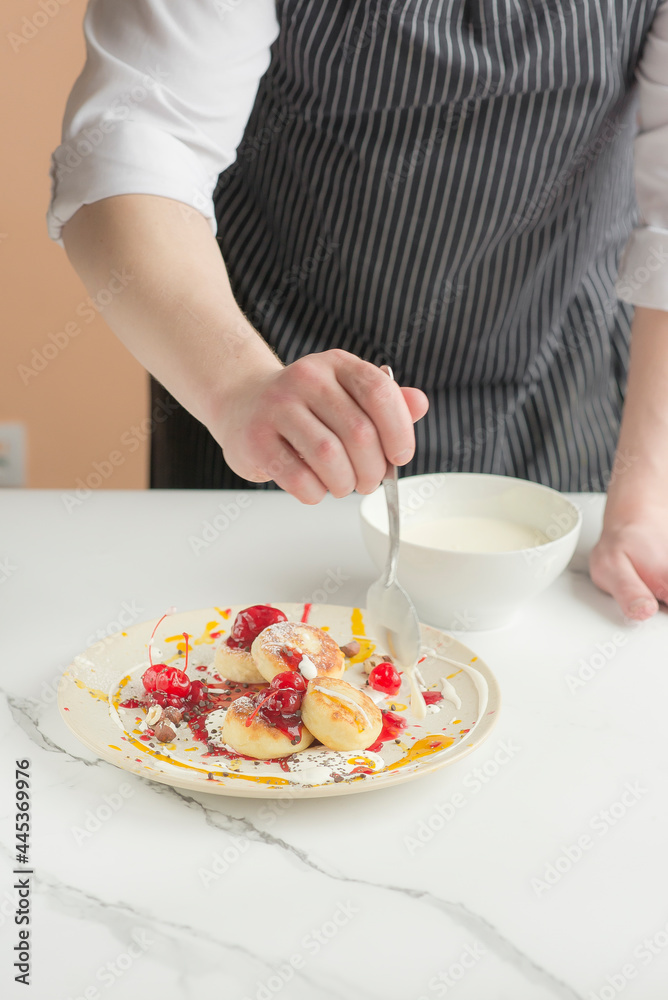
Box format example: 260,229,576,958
1,0,148,489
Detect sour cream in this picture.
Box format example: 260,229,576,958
402,515,548,552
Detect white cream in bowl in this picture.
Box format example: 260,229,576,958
360,473,581,630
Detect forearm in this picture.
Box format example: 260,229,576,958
61,194,282,430
605,305,668,518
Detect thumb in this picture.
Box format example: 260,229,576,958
401,386,429,423
590,546,658,620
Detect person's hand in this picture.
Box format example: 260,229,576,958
590,501,667,620
212,349,429,503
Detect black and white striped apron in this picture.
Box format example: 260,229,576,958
150,0,659,491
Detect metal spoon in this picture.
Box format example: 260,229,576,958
365,365,427,719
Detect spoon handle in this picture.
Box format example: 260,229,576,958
380,366,400,587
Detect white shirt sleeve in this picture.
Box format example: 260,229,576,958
617,0,668,308
46,0,280,248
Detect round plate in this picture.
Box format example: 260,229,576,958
58,603,501,798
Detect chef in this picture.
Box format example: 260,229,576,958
47,0,668,621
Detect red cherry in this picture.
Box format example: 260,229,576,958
381,710,408,738
245,689,278,727
150,690,168,707
270,671,307,693
369,662,402,696
226,605,288,651
270,689,303,715
187,680,207,704
167,694,184,708
142,663,164,692
155,666,191,698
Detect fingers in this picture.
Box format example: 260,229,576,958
401,386,430,423
333,353,418,466
590,546,659,620
221,350,429,504
261,438,328,505
306,390,388,495
276,405,358,498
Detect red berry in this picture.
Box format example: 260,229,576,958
155,666,191,698
270,670,307,692
279,645,304,670
422,691,443,705
369,662,402,696
167,694,184,707
150,690,168,707
273,689,302,715
142,664,164,692
187,680,207,704
382,710,408,738
226,605,288,651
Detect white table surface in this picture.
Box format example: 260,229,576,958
1,488,667,1000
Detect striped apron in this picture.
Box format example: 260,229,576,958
150,0,659,491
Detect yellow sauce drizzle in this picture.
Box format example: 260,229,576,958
74,679,109,703
386,734,455,771
351,607,365,636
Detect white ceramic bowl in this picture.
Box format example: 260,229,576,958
360,473,582,630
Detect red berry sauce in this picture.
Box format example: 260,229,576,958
225,605,288,651
279,645,305,671
422,691,444,705
366,710,408,751
244,671,307,744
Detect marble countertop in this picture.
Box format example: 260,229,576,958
1,488,667,1000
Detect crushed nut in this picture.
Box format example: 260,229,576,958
339,640,361,658
145,704,163,727
163,706,183,725
363,653,393,674
153,721,177,743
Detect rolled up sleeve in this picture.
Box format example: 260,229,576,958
46,0,279,248
617,0,668,308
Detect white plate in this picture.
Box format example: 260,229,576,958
58,603,501,798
